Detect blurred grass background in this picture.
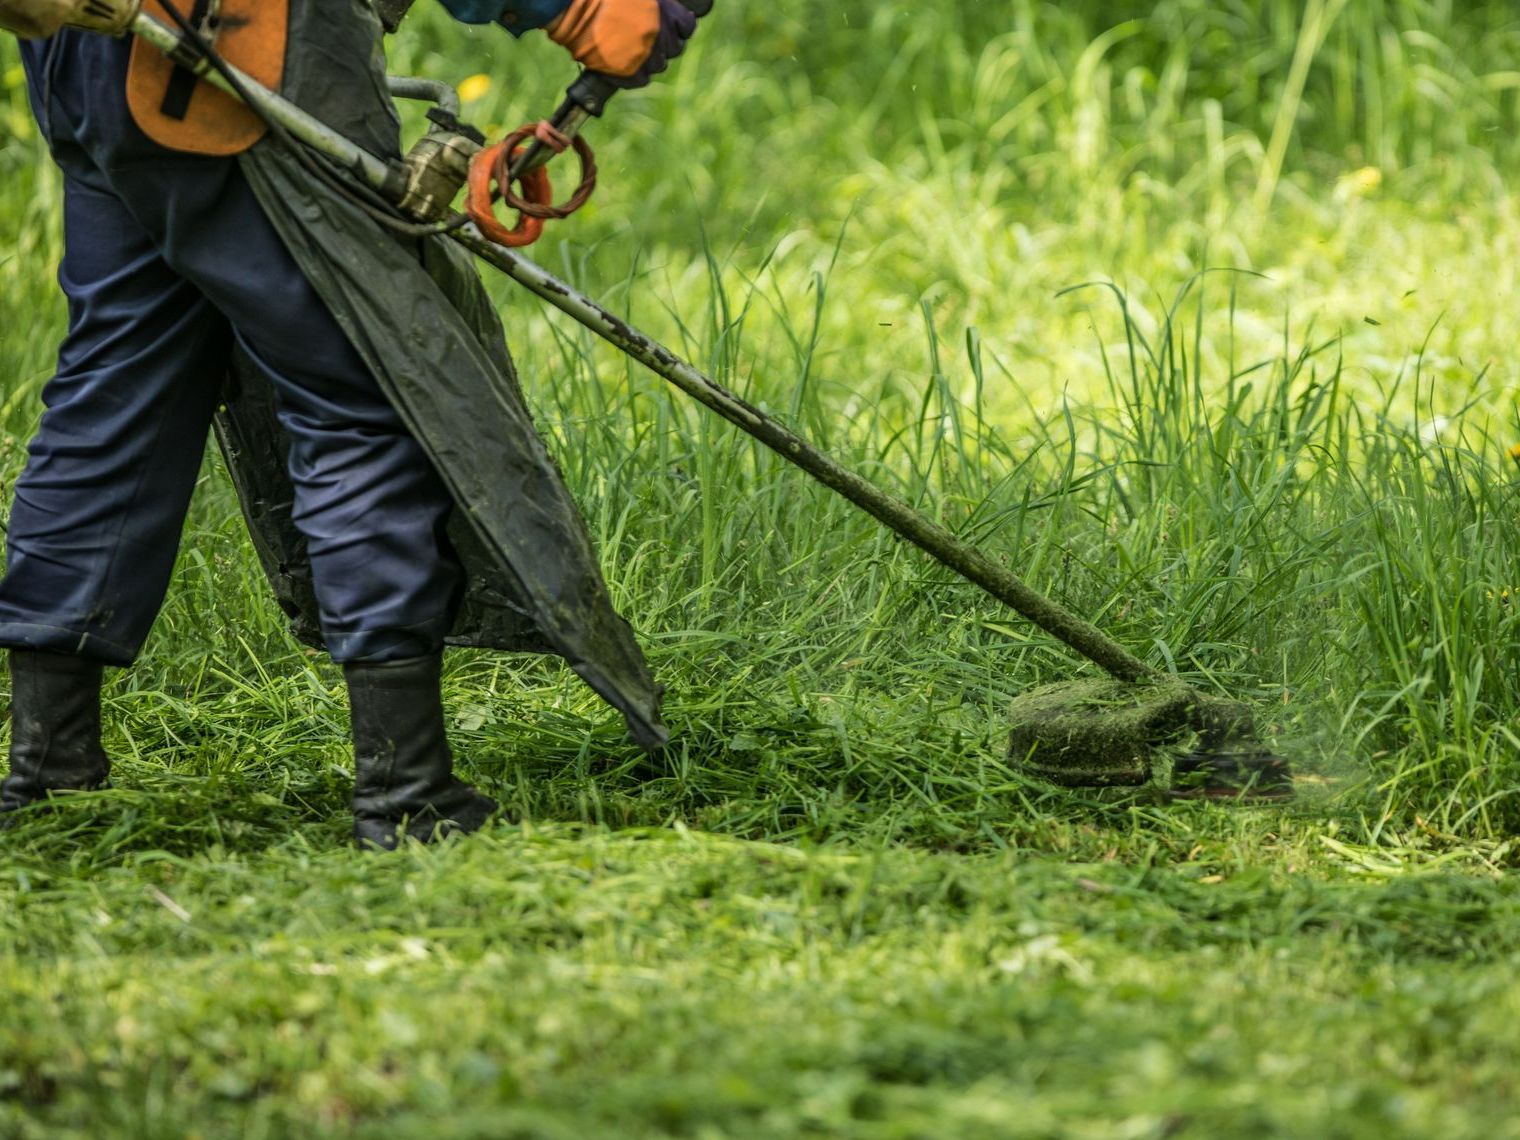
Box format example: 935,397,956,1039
379,0,1520,424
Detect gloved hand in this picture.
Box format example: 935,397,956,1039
0,0,78,38
1,0,138,38
546,0,697,89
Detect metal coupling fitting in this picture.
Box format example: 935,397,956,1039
397,112,486,223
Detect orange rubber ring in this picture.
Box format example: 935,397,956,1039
466,137,552,248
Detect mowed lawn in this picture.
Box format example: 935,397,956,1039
6,4,1520,1137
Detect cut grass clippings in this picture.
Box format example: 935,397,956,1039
6,819,1520,1139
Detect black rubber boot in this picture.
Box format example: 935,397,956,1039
1,649,111,820
345,653,497,850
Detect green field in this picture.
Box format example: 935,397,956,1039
5,3,1520,1136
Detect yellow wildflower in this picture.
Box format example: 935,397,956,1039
457,74,492,104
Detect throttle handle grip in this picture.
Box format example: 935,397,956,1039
566,71,621,117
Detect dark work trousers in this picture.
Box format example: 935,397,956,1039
1,33,465,665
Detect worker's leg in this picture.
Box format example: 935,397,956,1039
11,32,492,842
137,162,495,844
156,176,496,845
0,175,230,815
28,30,466,665
0,176,230,664
184,197,469,664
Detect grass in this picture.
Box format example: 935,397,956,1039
4,2,1520,1135
9,818,1520,1139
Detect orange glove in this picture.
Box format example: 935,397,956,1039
547,0,694,83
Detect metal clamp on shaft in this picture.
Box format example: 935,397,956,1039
388,78,487,223
396,111,486,223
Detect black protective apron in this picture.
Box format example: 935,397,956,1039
215,0,667,749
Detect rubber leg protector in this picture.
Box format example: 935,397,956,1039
0,649,111,819
345,653,497,850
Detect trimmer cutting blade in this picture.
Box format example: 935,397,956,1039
1008,678,1292,799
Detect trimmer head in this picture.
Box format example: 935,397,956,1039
1008,678,1293,800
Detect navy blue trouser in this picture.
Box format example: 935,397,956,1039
0,33,464,665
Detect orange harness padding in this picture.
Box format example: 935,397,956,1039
127,0,289,157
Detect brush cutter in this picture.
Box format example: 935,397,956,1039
7,0,1293,800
